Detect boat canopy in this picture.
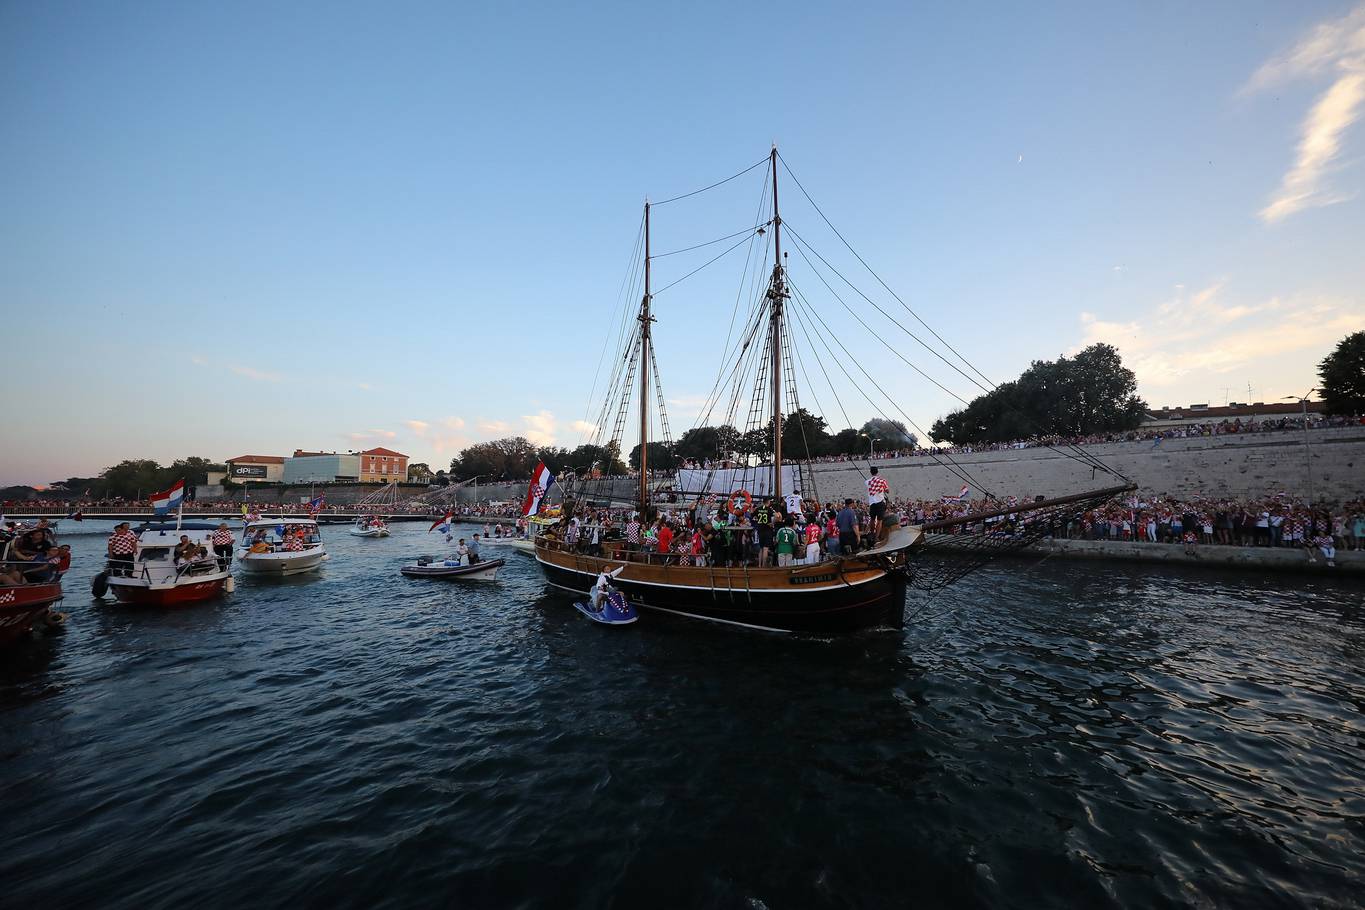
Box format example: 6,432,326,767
134,521,223,532
244,518,318,530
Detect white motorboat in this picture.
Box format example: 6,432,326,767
237,518,329,576
349,515,390,538
94,521,233,606
400,557,504,581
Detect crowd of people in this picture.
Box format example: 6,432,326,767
0,518,70,585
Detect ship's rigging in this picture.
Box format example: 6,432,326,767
568,147,1129,516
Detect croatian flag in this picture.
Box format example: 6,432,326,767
429,510,453,534
307,495,325,514
941,484,970,504
150,480,185,516
522,462,555,516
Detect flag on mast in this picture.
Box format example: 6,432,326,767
150,480,185,516
429,510,454,534
522,462,555,516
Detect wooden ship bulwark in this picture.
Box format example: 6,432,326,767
534,147,1133,633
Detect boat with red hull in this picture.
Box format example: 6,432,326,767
97,521,232,607
0,581,63,646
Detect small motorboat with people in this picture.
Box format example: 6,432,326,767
93,521,233,607
349,515,390,538
1,522,66,644
237,518,329,576
400,556,505,580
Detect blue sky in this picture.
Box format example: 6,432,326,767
3,0,1362,485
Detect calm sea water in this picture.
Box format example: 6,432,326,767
2,521,1362,908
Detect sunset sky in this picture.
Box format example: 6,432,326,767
3,1,1362,485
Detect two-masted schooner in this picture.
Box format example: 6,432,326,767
534,148,1131,633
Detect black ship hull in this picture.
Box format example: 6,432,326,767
536,558,906,634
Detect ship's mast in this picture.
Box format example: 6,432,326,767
639,201,653,515
768,146,786,500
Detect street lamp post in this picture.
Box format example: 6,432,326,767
860,432,878,458
1282,389,1316,504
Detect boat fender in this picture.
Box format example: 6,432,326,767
91,571,109,599
42,610,68,629
726,489,753,515
224,576,236,593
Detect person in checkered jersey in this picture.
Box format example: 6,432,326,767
866,466,890,542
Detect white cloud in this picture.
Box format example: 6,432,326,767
346,429,397,443
478,419,509,434
190,354,209,366
356,382,372,391
231,365,283,382
1247,4,1365,223
522,410,557,446
571,419,598,435
442,417,466,430
1075,281,1362,403
406,419,430,435
665,394,709,418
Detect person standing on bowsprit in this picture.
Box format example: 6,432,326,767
866,466,890,543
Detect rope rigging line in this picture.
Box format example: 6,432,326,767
787,229,1116,477
786,283,997,497
777,154,1124,479
777,151,998,391
785,227,978,408
786,297,868,485
651,156,770,206
691,175,773,433
652,222,772,259
577,212,646,447
690,235,772,433
651,233,758,297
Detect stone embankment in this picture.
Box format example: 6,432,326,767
802,427,1363,503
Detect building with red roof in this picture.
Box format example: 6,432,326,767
359,447,408,483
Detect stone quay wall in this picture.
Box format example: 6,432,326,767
800,427,1364,504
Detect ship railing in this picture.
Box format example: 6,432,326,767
1,558,64,585
103,556,223,583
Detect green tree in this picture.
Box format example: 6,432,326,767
1318,330,1365,415
829,428,864,455
737,426,773,459
565,443,626,475
931,343,1146,444
628,441,678,471
449,437,541,481
781,408,831,457
674,425,741,462
99,459,168,499
859,418,916,449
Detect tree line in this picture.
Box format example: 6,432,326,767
445,416,918,482
12,457,229,501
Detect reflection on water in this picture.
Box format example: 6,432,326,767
2,522,1362,907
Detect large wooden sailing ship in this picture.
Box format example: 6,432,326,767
535,148,1131,632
